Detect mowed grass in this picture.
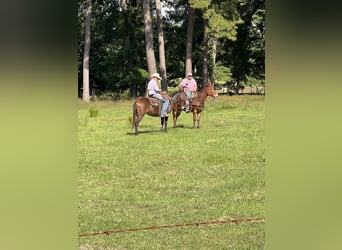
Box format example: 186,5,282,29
78,95,265,249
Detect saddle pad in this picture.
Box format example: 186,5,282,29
149,97,160,106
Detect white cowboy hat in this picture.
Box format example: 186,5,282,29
151,73,162,80
187,72,193,76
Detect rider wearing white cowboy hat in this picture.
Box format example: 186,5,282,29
147,72,169,117
151,73,162,80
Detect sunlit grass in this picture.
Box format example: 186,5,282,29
78,95,265,249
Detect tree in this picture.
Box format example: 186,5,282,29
155,0,167,91
82,0,92,102
121,0,135,97
201,18,209,84
77,0,265,97
189,0,211,83
187,0,242,85
205,0,242,85
185,6,195,76
142,0,157,77
229,0,264,93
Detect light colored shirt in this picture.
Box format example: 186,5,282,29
147,78,161,95
179,77,197,92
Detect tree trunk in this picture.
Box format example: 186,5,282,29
202,18,209,84
82,0,92,102
142,0,157,76
155,0,167,91
236,77,240,94
185,6,195,76
211,37,218,84
121,0,136,97
120,0,127,10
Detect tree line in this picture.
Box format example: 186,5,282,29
78,0,265,101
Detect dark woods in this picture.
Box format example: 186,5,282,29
78,0,265,99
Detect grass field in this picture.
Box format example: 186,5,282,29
78,95,265,249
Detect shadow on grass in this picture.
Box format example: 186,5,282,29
172,124,184,128
127,124,203,135
126,129,168,135
173,125,200,129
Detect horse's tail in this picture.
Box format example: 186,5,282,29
132,101,137,129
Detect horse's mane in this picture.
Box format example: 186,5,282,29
170,91,184,102
199,81,212,93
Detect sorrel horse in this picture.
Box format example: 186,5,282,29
172,81,218,128
132,92,173,135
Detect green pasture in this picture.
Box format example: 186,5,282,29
78,95,265,249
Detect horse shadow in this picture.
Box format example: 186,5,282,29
126,129,167,136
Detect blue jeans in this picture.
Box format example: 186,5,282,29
184,91,192,110
152,93,169,116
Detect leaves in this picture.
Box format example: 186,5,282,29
189,0,211,9
78,0,265,96
207,8,243,40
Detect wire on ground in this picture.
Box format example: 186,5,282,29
79,217,265,237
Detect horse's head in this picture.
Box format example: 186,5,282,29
205,81,219,98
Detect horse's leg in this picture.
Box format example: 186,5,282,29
133,108,139,135
172,104,180,128
192,109,197,128
172,110,177,128
172,109,177,128
135,114,143,135
197,112,202,128
135,112,144,135
160,117,164,131
134,116,139,135
132,103,138,135
164,116,168,132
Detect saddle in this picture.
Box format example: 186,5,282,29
148,97,161,107
148,92,171,102
184,92,201,112
190,92,197,99
147,92,172,115
188,93,197,108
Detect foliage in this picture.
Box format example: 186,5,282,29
88,107,98,117
213,62,232,84
206,0,243,40
245,75,265,88
207,8,243,40
78,0,265,97
189,0,211,9
215,0,264,93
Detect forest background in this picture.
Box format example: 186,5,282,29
78,0,265,100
